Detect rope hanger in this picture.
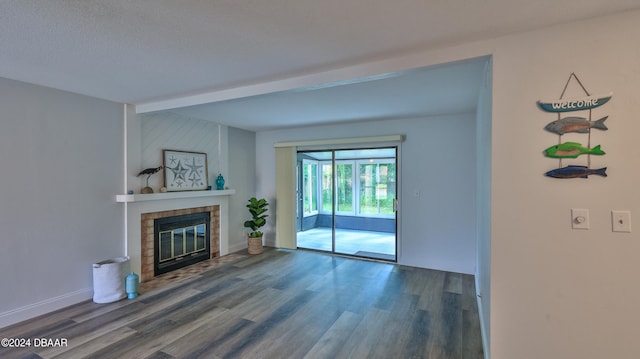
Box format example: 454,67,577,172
556,73,593,168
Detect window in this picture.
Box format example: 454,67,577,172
321,162,333,212
335,161,353,214
319,160,354,215
317,158,395,218
302,159,318,216
359,160,396,216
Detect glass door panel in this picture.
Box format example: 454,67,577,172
297,148,396,262
297,152,333,252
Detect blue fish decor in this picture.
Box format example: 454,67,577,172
545,166,607,179
539,73,611,179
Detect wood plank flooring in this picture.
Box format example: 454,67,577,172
0,248,484,359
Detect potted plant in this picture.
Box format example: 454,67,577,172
244,197,269,254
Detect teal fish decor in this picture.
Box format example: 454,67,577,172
544,142,605,158
544,116,608,135
545,165,607,179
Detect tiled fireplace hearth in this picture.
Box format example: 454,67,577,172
140,206,219,282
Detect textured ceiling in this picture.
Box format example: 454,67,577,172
1,1,638,130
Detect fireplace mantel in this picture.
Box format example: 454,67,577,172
116,189,235,203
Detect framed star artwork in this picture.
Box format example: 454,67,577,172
163,149,208,191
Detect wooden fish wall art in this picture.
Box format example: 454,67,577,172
538,73,611,179
544,142,605,158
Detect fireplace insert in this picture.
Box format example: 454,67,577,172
154,212,210,276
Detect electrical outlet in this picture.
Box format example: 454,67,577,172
612,210,631,232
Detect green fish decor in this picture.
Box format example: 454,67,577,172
544,142,605,159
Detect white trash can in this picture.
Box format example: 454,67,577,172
92,256,130,303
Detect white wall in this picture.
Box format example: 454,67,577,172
133,112,252,254
138,111,226,192
0,78,124,327
256,114,478,274
488,11,640,359
228,127,257,251
476,57,492,356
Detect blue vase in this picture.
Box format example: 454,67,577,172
215,174,225,190
125,272,139,299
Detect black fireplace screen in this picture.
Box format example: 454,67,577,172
154,212,210,276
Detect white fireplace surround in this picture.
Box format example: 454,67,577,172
117,190,234,277
120,108,234,279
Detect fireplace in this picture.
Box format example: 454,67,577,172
154,212,210,276
140,206,220,282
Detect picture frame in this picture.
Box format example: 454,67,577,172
163,150,208,191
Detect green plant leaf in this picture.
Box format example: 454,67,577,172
245,197,269,232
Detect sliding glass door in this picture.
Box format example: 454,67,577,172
296,148,397,261
297,152,333,251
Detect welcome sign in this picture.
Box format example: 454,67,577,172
537,93,612,112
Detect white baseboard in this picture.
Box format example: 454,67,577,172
228,239,275,253
227,241,247,254
0,288,92,329
475,275,490,359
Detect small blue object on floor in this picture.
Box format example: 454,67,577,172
125,272,139,299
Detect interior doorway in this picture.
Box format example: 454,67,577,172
296,147,397,261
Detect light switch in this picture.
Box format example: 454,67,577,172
571,208,589,230
612,210,631,232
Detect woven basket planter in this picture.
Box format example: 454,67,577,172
247,235,263,255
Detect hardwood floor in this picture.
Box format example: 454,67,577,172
0,248,484,359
